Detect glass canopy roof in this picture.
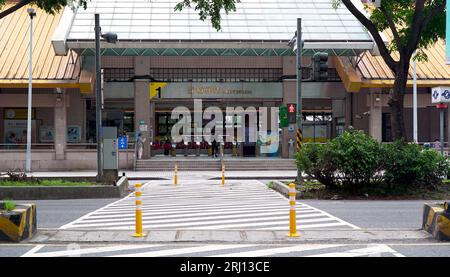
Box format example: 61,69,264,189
54,0,375,56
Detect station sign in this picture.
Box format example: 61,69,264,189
118,135,128,150
432,87,450,103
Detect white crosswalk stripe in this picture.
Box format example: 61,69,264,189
21,243,404,257
60,180,359,231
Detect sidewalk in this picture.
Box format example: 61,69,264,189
30,229,433,244
17,170,298,180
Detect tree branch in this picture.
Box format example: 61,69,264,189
341,0,398,71
0,0,32,20
407,0,445,56
379,3,402,51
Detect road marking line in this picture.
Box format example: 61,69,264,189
23,244,163,257
305,244,404,257
259,222,350,230
59,181,151,230
21,245,45,257
108,244,256,257
209,244,344,257
69,210,326,226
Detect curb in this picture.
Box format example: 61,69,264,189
29,229,434,244
0,177,130,200
270,180,301,200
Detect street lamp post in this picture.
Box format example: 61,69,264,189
25,8,36,173
413,52,418,143
94,14,118,181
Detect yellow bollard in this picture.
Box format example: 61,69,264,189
221,163,225,186
174,163,178,186
132,183,146,237
288,183,300,237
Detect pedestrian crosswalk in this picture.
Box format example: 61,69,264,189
21,243,404,257
60,180,360,231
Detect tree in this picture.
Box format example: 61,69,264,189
175,0,447,141
0,0,88,20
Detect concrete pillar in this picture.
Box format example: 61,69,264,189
369,89,382,141
134,57,151,159
54,89,67,160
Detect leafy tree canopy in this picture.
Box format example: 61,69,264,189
0,0,88,19
333,0,446,63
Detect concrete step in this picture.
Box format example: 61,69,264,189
135,159,296,171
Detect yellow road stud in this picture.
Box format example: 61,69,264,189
132,183,146,237
288,183,300,237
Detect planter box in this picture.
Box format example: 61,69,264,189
0,203,37,242
0,176,130,200
422,202,450,241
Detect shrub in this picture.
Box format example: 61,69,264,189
381,141,450,189
296,128,449,194
328,128,383,191
296,142,338,189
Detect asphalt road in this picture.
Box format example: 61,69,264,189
17,198,119,228
300,200,430,229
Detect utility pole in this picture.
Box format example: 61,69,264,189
296,18,303,183
95,14,103,180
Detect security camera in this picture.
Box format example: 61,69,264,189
101,32,118,44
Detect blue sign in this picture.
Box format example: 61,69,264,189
118,136,128,150
443,90,450,100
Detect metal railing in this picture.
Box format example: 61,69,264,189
0,143,54,150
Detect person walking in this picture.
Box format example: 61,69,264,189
211,139,219,158
136,133,146,160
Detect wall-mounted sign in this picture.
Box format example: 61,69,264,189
4,120,36,144
67,125,81,143
4,108,35,120
39,126,55,143
156,83,282,99
149,82,168,100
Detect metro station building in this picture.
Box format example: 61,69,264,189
0,0,449,171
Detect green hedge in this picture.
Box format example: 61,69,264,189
296,128,450,193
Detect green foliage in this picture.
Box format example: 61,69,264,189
296,142,337,189
2,199,16,212
328,128,383,190
0,179,96,187
333,0,446,62
382,141,450,189
296,129,450,193
0,1,89,20
175,0,238,31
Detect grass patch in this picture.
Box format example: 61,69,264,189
281,180,450,200
2,199,16,211
0,179,97,187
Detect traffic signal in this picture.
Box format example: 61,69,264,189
313,52,329,81
287,103,297,124
279,106,288,128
